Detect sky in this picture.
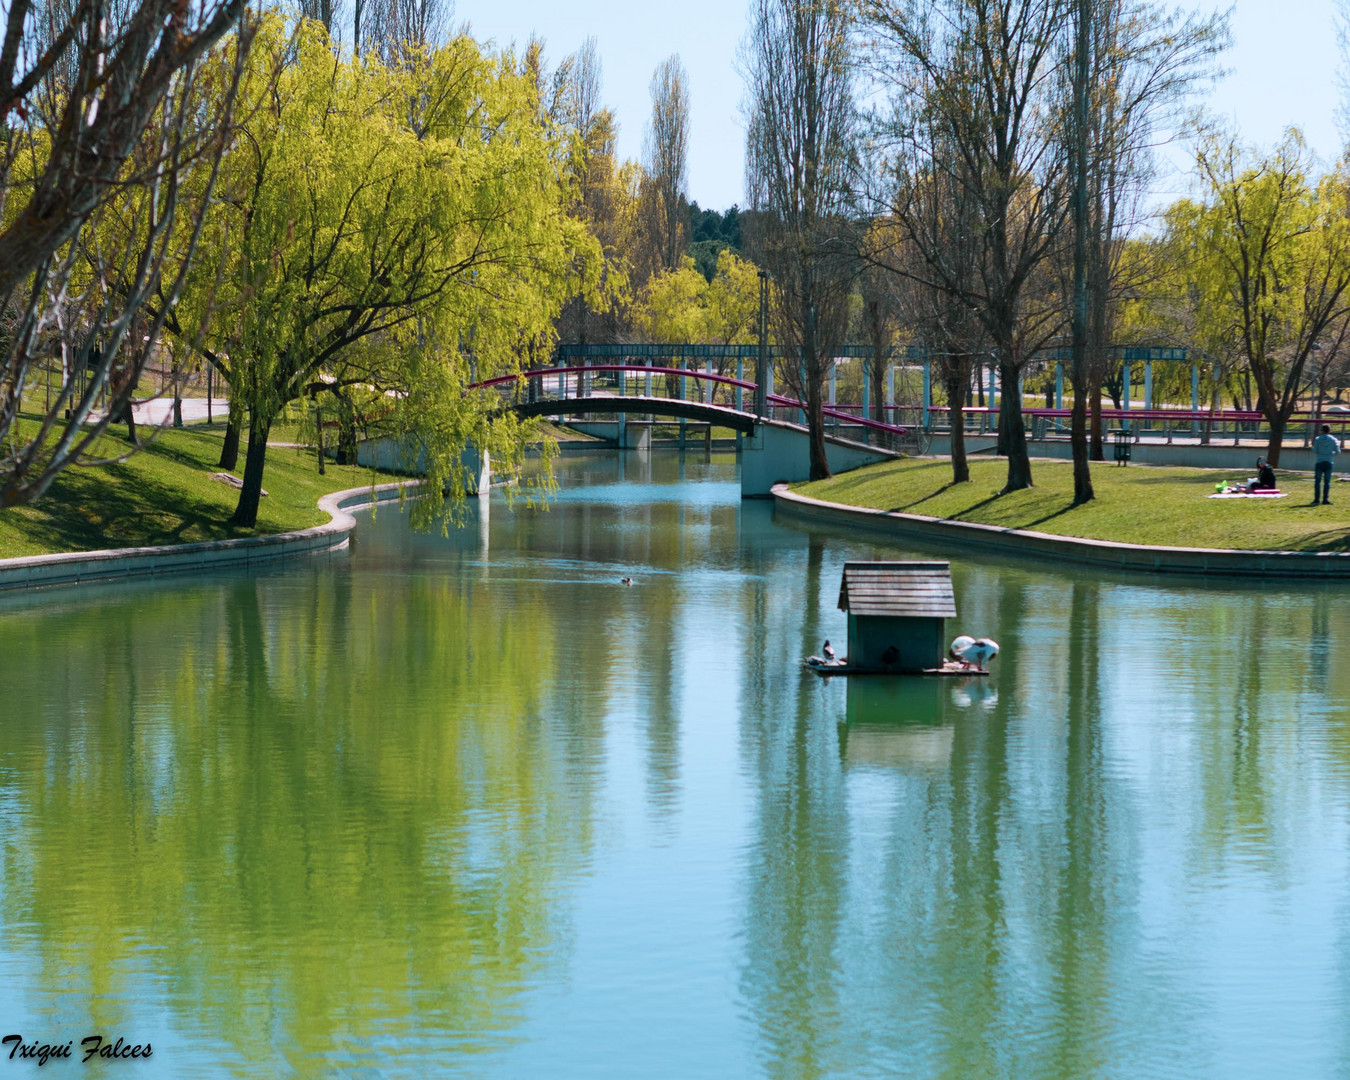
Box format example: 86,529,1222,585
455,0,1345,212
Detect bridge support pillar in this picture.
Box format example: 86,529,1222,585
1055,362,1063,411
354,439,490,494
740,419,896,497
1123,362,1131,431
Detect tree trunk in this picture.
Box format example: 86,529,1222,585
230,416,272,528
806,367,831,480
945,365,970,484
219,413,241,470
1070,386,1093,504
1265,414,1285,467
998,360,1033,491
1068,0,1094,507
109,397,137,442
172,359,183,428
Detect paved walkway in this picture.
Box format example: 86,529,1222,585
90,397,230,426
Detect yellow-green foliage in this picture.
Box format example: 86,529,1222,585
178,16,600,528
636,250,762,344
1157,131,1350,411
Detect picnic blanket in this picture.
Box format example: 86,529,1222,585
1207,491,1287,499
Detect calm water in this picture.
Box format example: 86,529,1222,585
3,451,1350,1078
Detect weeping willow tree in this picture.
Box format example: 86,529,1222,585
176,17,601,529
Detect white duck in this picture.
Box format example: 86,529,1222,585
949,635,1000,671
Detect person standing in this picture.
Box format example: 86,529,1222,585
1313,424,1341,505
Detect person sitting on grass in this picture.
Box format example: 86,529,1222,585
1249,457,1277,493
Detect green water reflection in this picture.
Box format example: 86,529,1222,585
2,451,1350,1078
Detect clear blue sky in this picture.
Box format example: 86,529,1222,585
455,0,1344,212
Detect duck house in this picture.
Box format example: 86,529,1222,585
838,561,957,673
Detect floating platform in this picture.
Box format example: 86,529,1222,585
802,657,989,678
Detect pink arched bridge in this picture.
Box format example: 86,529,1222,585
467,364,912,443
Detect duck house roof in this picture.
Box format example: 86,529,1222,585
837,561,957,619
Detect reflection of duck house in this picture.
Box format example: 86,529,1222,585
838,561,956,673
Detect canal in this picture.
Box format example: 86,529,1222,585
2,450,1349,1078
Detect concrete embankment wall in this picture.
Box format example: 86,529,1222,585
0,483,412,593
772,485,1350,579
741,420,899,497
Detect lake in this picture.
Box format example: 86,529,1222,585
2,450,1348,1078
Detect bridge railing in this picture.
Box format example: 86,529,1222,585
469,364,914,448
924,404,1350,446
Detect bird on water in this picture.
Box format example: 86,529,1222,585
823,640,836,662
949,635,999,671
620,577,633,586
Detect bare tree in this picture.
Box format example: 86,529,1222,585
863,0,1071,493
0,0,252,508
364,0,446,65
300,0,340,37
858,260,898,425
573,35,602,136
743,0,857,480
643,55,690,272
1074,0,1225,462
872,149,987,484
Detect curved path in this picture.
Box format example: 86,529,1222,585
0,482,415,593
773,484,1350,579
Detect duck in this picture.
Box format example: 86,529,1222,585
949,635,1000,671
620,576,633,586
823,640,836,662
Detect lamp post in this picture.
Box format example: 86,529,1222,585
755,270,769,417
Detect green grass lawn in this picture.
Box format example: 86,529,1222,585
797,456,1350,552
0,424,397,559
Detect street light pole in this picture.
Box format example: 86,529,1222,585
755,270,769,417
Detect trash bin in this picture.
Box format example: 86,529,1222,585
1113,429,1132,465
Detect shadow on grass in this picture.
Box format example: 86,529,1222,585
887,486,1011,520
5,463,239,554
1019,502,1081,529
1290,529,1350,552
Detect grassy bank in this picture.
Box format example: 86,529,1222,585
797,457,1350,552
0,425,396,559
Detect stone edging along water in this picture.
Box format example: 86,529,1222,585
0,482,415,593
772,484,1350,579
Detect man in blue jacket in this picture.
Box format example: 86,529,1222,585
1313,425,1341,505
